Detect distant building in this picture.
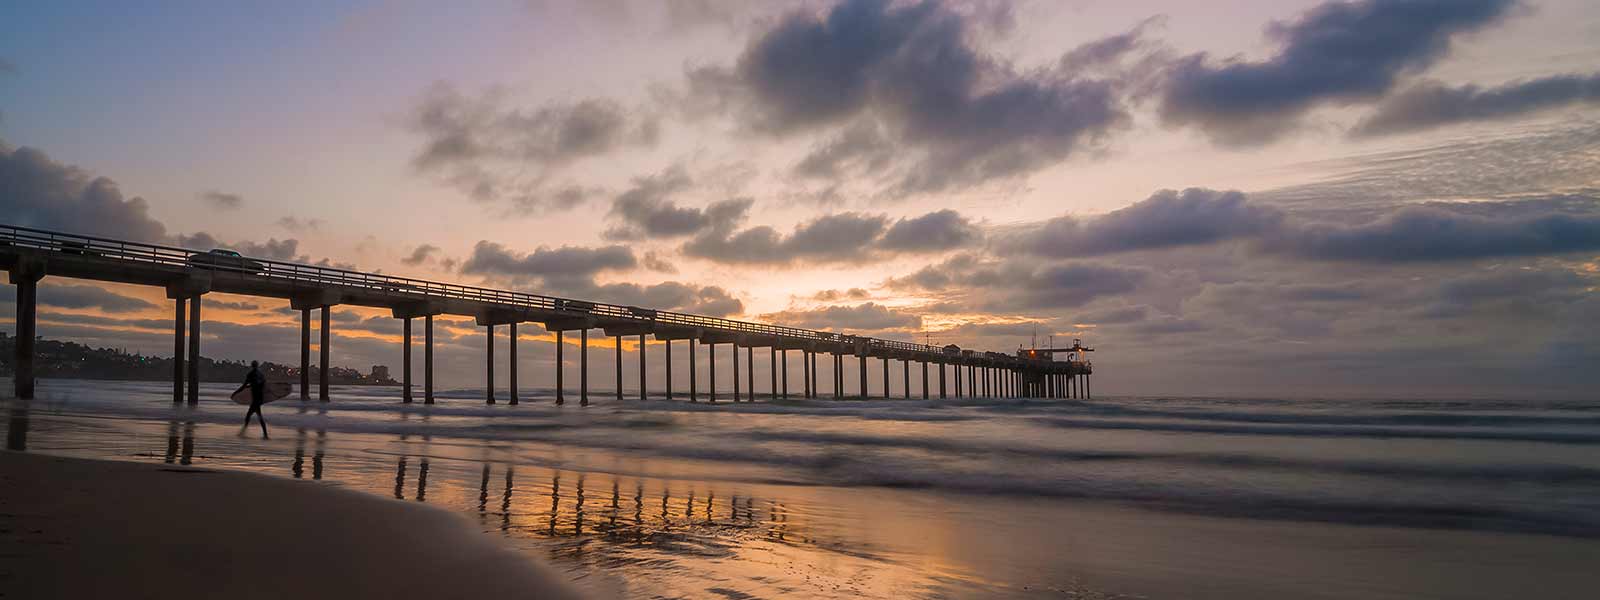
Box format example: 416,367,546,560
370,365,390,381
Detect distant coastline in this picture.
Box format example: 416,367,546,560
0,333,399,386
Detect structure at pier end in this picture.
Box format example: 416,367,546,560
2,224,1092,403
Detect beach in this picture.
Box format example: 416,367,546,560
4,380,1600,598
0,450,584,600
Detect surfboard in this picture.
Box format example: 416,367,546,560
231,381,293,405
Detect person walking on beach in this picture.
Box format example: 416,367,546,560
240,361,270,439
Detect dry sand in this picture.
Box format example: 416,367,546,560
0,451,585,600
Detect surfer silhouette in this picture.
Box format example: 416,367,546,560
240,361,270,439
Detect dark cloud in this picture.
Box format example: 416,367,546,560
39,284,156,314
640,251,678,274
792,121,895,179
1009,188,1283,257
685,208,979,265
603,167,753,240
1158,0,1516,146
879,209,980,252
401,244,441,266
1079,306,1148,325
459,241,637,282
761,302,921,331
684,212,886,264
691,0,1128,193
1270,206,1600,262
1059,16,1165,73
1351,74,1600,137
0,142,168,241
408,83,655,211
172,232,302,262
275,216,323,233
811,287,870,302
888,255,1148,310
1423,268,1590,319
200,190,242,210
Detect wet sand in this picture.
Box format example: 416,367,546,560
0,451,584,600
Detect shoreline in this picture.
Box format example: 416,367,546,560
0,451,585,600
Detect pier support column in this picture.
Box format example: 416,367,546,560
938,362,947,399
689,339,697,402
1086,374,1091,399
300,310,308,400
921,361,929,400
954,363,961,398
664,339,673,400
748,345,755,402
858,354,867,399
10,268,41,400
402,318,412,403
580,329,589,406
485,325,495,404
731,341,740,402
555,331,565,405
318,306,330,402
811,351,819,398
833,354,842,400
424,315,434,404
768,346,776,401
188,296,201,405
902,359,910,400
173,297,186,403
801,351,809,398
780,348,789,399
638,334,646,401
708,341,716,403
615,334,623,402
882,357,890,399
509,323,519,405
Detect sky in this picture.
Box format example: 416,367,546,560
2,0,1598,398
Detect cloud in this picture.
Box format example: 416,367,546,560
401,244,441,266
792,120,895,179
459,241,637,283
684,212,887,264
603,167,753,239
640,251,677,274
200,190,242,210
203,298,262,311
1157,0,1516,146
811,288,870,302
888,255,1148,310
689,0,1129,193
408,83,656,211
1009,188,1283,257
38,284,156,314
1351,74,1600,137
0,141,168,241
541,279,743,317
172,232,302,261
275,216,323,233
1270,206,1600,262
761,302,921,332
879,209,981,252
684,208,979,265
1059,15,1166,73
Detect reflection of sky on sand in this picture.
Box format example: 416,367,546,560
7,379,1600,599
3,400,1023,598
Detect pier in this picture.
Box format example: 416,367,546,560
2,224,1092,403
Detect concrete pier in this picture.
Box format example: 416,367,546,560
509,323,519,405
708,340,716,403
580,328,589,407
0,223,1083,408
689,338,697,402
664,338,673,400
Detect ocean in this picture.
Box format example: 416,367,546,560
4,379,1599,599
